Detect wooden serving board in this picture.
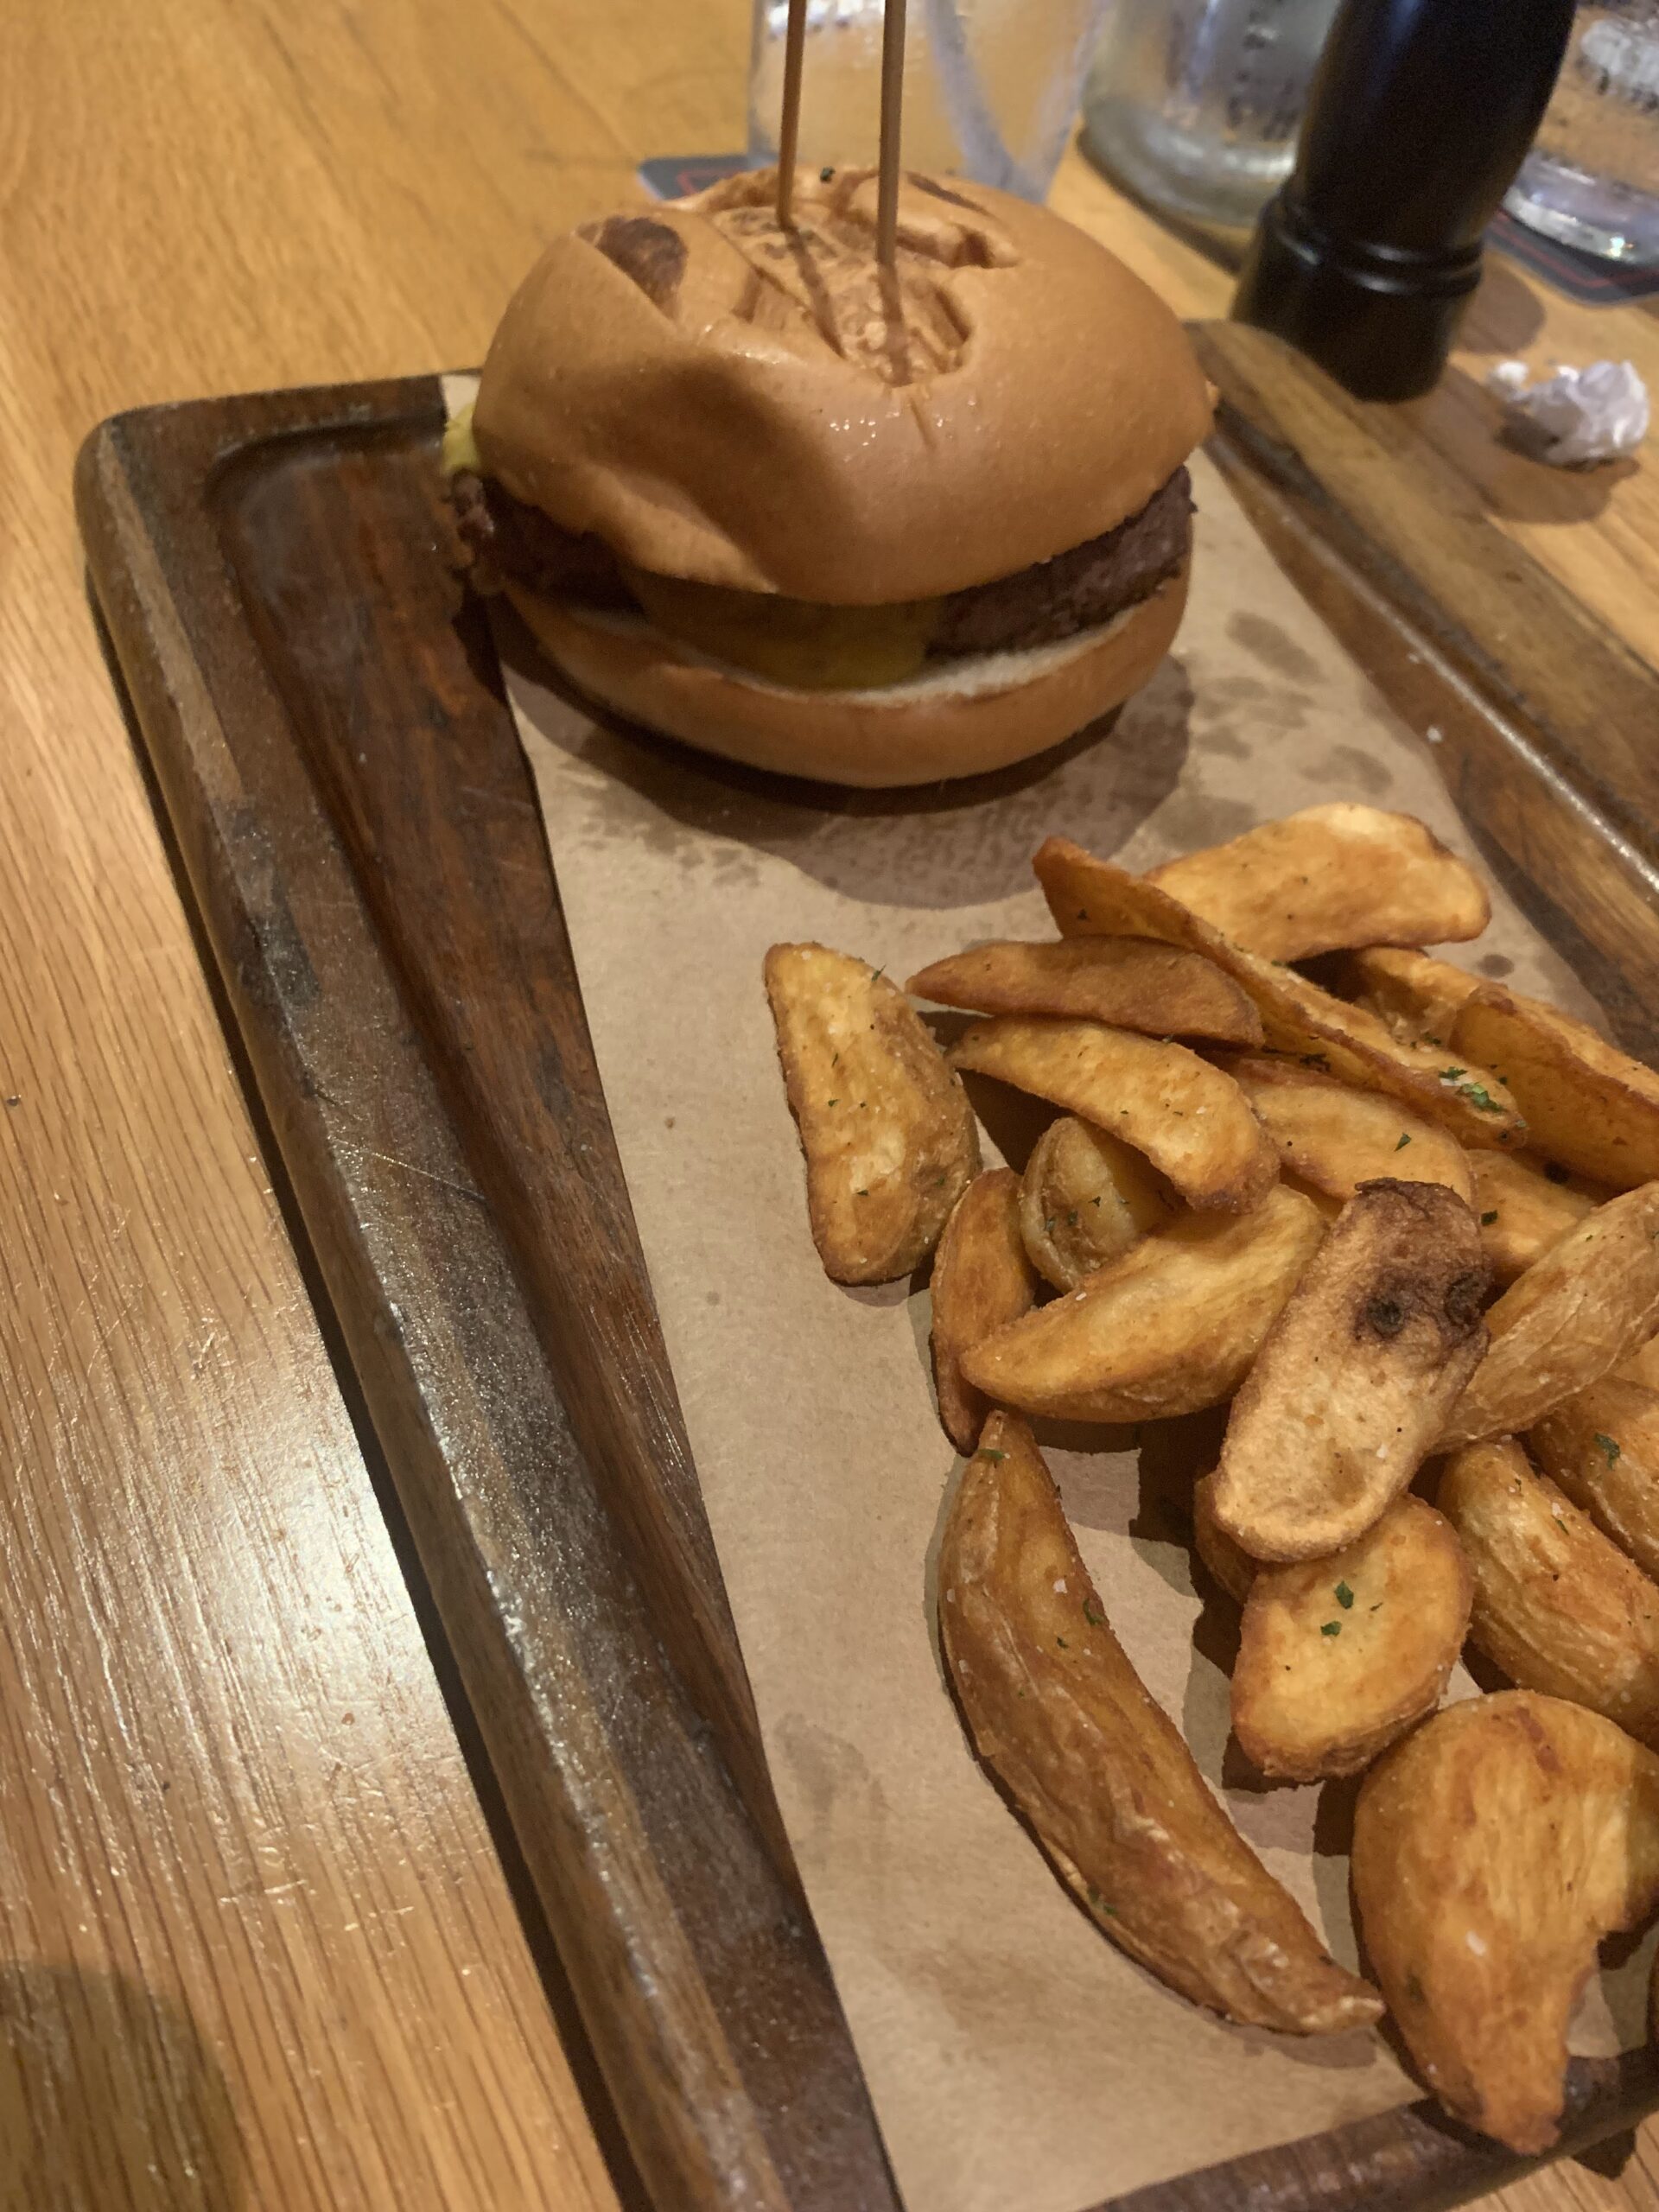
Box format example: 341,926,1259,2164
77,323,1659,2212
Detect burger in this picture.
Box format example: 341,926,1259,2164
447,166,1212,788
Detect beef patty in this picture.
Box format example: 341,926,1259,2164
450,465,1192,664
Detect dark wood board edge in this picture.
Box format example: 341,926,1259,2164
74,387,902,2212
73,343,1659,2211
1106,2050,1659,2212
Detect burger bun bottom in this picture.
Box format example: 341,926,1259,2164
500,569,1188,790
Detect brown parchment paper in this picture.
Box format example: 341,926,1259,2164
444,377,1654,2212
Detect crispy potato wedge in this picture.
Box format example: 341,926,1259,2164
940,1412,1382,2034
1018,1116,1175,1291
948,1016,1277,1213
1211,1181,1488,1561
1455,986,1659,1192
766,943,980,1283
1147,804,1490,962
1469,1150,1599,1286
1345,951,1659,1191
1229,1057,1474,1206
906,938,1262,1046
963,1185,1326,1424
1438,1440,1659,1744
1624,1332,1659,1390
1352,1691,1659,2152
1231,1496,1471,1781
1531,1377,1659,1583
931,1170,1039,1454
1033,839,1524,1150
1336,945,1482,1047
1439,1183,1659,1446
1192,1472,1256,1605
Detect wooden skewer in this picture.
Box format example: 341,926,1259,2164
775,0,810,229
876,0,907,269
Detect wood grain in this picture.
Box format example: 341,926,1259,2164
7,0,1659,2203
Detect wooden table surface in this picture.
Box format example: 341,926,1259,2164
4,3,1659,2208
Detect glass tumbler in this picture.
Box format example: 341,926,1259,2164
1081,0,1340,232
748,0,1113,201
1505,0,1659,264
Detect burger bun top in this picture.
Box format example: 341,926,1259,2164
472,167,1212,607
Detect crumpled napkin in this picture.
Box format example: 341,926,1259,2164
1485,358,1649,466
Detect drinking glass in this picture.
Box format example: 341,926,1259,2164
1505,0,1659,264
748,0,1113,200
1080,0,1340,232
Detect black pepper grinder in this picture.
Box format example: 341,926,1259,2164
1231,0,1576,401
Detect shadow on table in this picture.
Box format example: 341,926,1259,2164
0,1963,242,2212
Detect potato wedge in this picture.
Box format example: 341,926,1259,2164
939,1412,1382,2034
948,1016,1277,1213
1352,1691,1659,2152
1229,1057,1474,1206
1455,985,1659,1192
1469,1150,1599,1286
962,1185,1326,1424
1336,945,1481,1047
1033,839,1524,1149
1210,1181,1488,1561
1231,1497,1471,1781
766,943,980,1283
1439,1183,1659,1446
1624,1331,1659,1390
906,938,1262,1046
1018,1116,1175,1291
1531,1377,1659,1583
1147,804,1490,962
930,1171,1039,1454
1346,952,1659,1191
1438,1439,1659,1744
1192,1472,1255,1605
